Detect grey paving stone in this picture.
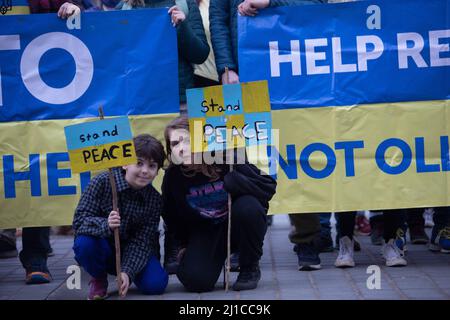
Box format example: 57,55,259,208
280,289,317,299
402,289,448,300
395,279,439,290
361,289,403,300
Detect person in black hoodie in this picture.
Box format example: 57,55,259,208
161,116,276,292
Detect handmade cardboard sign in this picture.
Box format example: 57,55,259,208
64,117,136,173
186,80,272,153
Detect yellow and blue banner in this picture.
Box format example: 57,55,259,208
186,81,272,152
238,0,450,214
0,9,179,228
2,0,30,15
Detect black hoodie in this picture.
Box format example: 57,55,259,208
162,163,276,246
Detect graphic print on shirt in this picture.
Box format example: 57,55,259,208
186,181,228,222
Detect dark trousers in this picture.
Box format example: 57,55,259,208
19,227,50,269
432,206,450,230
340,210,405,241
288,213,321,244
405,207,449,237
73,235,168,295
177,195,267,293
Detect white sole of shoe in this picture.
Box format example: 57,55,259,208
386,259,407,267
335,260,355,268
299,264,321,271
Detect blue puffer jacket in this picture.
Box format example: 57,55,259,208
210,0,326,79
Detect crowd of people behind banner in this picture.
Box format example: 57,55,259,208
0,0,449,300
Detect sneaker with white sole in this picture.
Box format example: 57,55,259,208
429,226,450,253
394,227,407,254
335,236,355,268
383,239,407,267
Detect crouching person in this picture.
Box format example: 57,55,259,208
162,116,276,292
72,134,168,300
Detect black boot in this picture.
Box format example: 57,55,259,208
163,230,179,275
232,263,261,291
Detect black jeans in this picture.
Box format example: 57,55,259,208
337,210,405,241
177,195,267,293
19,227,50,270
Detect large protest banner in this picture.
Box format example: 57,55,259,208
239,0,450,214
0,9,179,228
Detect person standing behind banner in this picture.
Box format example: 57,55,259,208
0,0,80,285
72,134,168,300
117,0,210,113
229,0,327,272
162,116,276,292
210,0,326,85
193,0,220,88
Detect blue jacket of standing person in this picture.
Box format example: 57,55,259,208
210,0,326,79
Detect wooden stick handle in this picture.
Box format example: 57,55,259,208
225,164,233,292
99,106,123,297
225,66,229,84
109,169,122,297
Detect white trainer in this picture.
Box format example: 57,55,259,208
383,239,407,267
335,236,355,268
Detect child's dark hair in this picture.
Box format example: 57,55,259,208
134,134,165,169
164,116,222,181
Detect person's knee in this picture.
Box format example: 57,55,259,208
136,273,168,295
232,196,265,224
177,266,217,293
73,235,100,261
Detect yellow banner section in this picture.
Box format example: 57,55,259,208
267,100,450,214
2,100,450,228
0,114,176,228
68,140,137,173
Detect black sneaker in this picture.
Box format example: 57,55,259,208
23,260,52,285
296,243,321,271
232,265,261,291
163,233,179,275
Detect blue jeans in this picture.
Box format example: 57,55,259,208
73,235,168,295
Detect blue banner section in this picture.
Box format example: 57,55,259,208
64,116,133,150
238,0,450,110
0,9,179,122
12,0,27,5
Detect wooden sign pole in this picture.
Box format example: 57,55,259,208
98,107,123,297
224,67,233,292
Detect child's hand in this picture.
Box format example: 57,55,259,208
119,272,130,298
57,3,80,19
168,5,186,27
108,210,120,230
